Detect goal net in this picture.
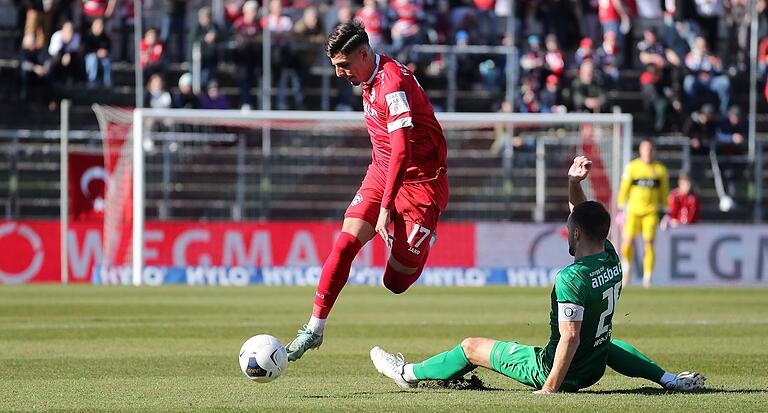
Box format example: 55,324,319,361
91,107,632,285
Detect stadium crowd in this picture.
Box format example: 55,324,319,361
12,0,763,199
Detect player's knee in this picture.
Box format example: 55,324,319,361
382,263,421,294
332,232,363,260
460,337,481,363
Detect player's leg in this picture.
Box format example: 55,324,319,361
369,338,490,389
382,184,441,294
640,213,659,288
286,175,382,361
607,339,706,391
382,214,436,294
621,213,641,287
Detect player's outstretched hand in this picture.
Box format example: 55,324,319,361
533,388,557,395
376,207,393,248
568,156,592,182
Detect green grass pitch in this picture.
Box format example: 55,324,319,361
1,285,767,412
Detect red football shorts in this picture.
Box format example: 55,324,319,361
344,165,449,268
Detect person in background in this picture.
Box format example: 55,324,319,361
146,73,172,109
595,30,620,89
84,17,112,87
139,27,165,80
683,36,730,113
80,0,115,38
232,0,262,109
714,105,748,200
172,72,198,109
199,80,231,109
19,33,52,104
161,0,187,62
666,173,700,227
565,60,605,113
189,7,222,87
48,21,82,88
617,139,669,288
539,74,566,113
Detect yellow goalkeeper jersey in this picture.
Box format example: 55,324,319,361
618,158,669,216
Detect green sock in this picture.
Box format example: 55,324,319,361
411,344,476,380
607,339,666,384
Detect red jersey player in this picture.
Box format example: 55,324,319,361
286,20,449,361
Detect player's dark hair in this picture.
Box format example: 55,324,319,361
326,20,369,57
570,201,610,243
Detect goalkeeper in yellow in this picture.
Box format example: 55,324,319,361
617,139,668,288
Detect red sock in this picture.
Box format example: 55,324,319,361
382,257,427,294
312,232,363,319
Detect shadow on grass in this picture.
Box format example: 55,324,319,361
581,386,768,395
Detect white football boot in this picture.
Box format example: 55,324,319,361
370,346,417,389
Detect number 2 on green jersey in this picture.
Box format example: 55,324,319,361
596,281,621,338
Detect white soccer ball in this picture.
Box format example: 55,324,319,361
238,335,288,383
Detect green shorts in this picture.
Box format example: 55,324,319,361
489,341,548,390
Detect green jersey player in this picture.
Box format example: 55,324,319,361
370,156,705,393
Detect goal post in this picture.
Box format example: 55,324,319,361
93,107,632,285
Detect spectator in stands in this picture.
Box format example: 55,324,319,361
84,18,112,87
264,0,296,110
640,64,673,133
714,105,747,199
683,36,730,113
161,0,188,62
595,30,620,89
516,75,541,113
520,35,544,82
759,36,768,77
146,73,172,108
638,27,681,69
432,0,452,45
598,0,631,48
684,103,717,155
356,0,388,47
48,21,82,88
139,27,165,80
543,34,565,79
80,0,115,38
18,33,52,103
493,100,535,168
199,80,231,109
117,0,145,62
565,60,605,113
232,0,262,109
539,74,566,113
225,0,246,29
21,0,49,50
578,0,601,44
390,0,423,57
290,7,326,110
693,0,723,53
189,7,222,87
666,173,700,226
725,0,750,72
535,0,581,50
574,37,594,67
172,72,198,109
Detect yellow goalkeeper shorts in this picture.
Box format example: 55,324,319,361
623,212,659,241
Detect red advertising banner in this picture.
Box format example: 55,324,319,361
0,221,476,284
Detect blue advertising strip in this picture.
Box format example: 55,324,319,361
93,266,560,287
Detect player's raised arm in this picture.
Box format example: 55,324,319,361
568,156,592,211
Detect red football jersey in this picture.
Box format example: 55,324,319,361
361,55,447,187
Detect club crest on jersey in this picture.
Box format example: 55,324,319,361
369,87,375,102
351,194,363,206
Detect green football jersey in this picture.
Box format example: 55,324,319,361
541,240,623,390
